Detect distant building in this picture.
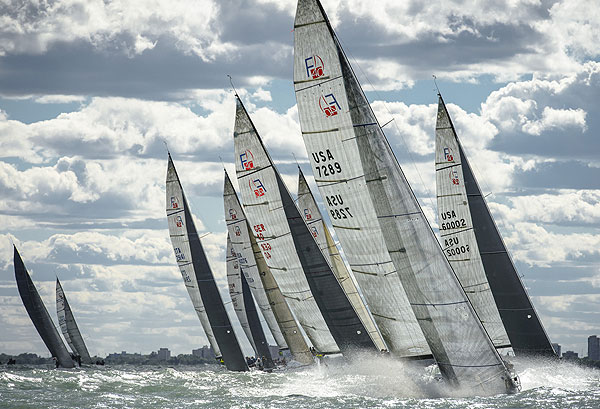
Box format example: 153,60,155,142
562,350,579,360
588,335,600,360
192,346,215,360
157,348,171,361
551,343,561,357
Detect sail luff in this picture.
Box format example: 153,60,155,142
438,96,555,356
234,95,377,355
296,168,387,352
167,154,248,371
14,246,74,368
293,0,518,394
223,171,314,364
56,278,92,363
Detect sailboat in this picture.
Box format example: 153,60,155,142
224,171,314,364
13,246,74,368
226,233,274,368
233,94,378,356
56,278,92,364
435,94,555,356
296,167,387,352
166,153,248,371
293,0,519,394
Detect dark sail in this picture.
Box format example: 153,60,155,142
240,271,275,368
14,246,74,368
167,154,248,371
439,96,555,356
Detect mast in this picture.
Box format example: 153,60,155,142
166,153,248,371
233,95,378,355
293,0,519,394
56,278,92,363
296,168,387,352
438,95,555,356
14,246,74,368
224,171,314,364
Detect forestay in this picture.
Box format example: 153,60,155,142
293,0,518,394
14,246,74,368
296,168,387,352
234,95,377,355
223,171,314,364
56,278,92,363
293,0,430,359
440,96,555,357
166,154,248,371
226,234,256,353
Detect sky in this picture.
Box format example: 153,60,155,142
0,0,598,358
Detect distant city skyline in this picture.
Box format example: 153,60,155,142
0,0,599,356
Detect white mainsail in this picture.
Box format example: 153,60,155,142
166,155,221,359
435,96,512,351
293,0,518,394
293,1,430,359
234,96,339,354
296,168,387,352
226,234,256,353
224,172,288,350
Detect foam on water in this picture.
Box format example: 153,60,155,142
1,357,598,409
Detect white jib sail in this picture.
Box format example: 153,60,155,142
435,97,512,352
234,97,340,355
166,158,221,358
293,1,430,358
293,0,517,395
224,173,288,350
296,168,387,352
226,233,256,353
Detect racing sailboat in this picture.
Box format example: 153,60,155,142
56,278,92,364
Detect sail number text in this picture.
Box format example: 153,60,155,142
443,237,470,257
312,149,342,178
326,194,353,220
440,209,466,230
253,224,272,259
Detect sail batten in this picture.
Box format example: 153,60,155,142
56,279,92,364
234,95,378,355
166,154,248,371
14,246,74,368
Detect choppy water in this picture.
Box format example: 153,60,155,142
1,356,598,408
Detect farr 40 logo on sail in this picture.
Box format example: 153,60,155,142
250,178,267,197
304,208,312,220
229,209,237,220
319,94,341,117
443,147,454,162
449,169,460,185
171,196,179,209
240,150,254,170
305,55,324,79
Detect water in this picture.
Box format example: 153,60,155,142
1,356,598,408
